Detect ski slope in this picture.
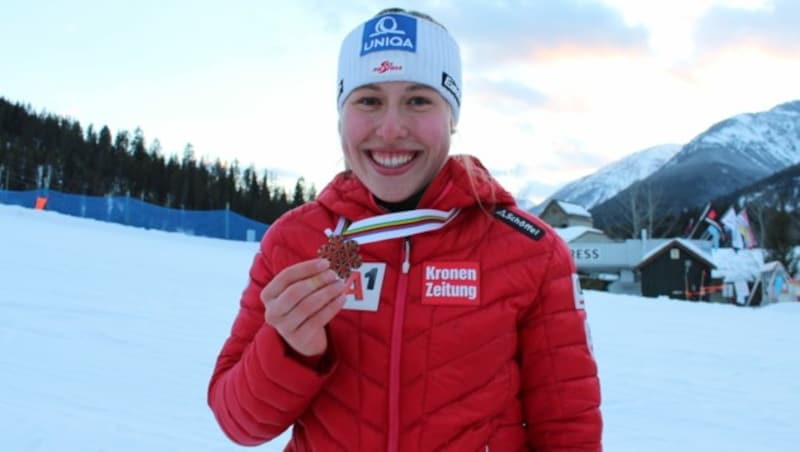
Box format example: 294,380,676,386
1,204,798,451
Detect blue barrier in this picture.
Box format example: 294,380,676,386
0,189,269,242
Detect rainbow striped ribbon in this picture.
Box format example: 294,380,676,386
326,208,460,245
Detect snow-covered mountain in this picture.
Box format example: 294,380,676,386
719,162,800,212
634,100,800,212
540,144,682,210
664,101,800,175
541,100,800,218
581,100,800,228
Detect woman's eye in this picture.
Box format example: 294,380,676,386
408,96,432,106
355,96,380,106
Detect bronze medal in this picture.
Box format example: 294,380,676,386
317,235,362,279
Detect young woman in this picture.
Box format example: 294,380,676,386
208,8,602,451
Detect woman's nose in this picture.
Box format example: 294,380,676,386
375,108,409,141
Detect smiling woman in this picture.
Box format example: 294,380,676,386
207,7,602,451
340,81,453,202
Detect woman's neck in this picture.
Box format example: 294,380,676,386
376,188,426,212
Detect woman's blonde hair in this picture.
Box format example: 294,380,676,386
455,155,498,215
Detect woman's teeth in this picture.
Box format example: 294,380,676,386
371,152,414,168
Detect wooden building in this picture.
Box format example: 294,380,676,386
635,239,716,301
538,200,593,228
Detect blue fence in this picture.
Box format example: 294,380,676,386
0,189,269,242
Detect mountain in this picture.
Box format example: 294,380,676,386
717,162,800,211
648,100,800,210
590,100,800,226
540,144,682,210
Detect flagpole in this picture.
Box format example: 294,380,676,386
687,202,711,239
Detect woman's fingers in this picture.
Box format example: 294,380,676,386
267,271,341,320
261,258,330,299
258,257,350,356
294,293,348,340
261,258,333,314
261,257,348,336
275,278,346,333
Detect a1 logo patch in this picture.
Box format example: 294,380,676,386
342,263,386,312
421,261,480,306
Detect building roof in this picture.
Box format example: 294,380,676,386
555,226,606,243
554,200,591,218
636,238,716,269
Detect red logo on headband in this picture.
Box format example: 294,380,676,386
373,60,403,74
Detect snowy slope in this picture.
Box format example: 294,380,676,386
1,205,799,451
543,144,682,210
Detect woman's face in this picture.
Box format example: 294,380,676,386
340,81,453,203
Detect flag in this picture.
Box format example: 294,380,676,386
703,208,724,237
736,209,757,248
702,223,722,249
720,207,743,249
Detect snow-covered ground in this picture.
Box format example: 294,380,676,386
1,204,798,451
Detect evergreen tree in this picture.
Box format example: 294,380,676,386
764,207,800,276
97,125,114,194
0,96,309,224
291,177,307,208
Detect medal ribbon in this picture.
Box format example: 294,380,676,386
327,208,460,245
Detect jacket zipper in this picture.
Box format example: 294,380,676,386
387,238,411,452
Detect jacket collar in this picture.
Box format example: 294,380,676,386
317,155,515,221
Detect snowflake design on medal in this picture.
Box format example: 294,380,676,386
317,235,362,279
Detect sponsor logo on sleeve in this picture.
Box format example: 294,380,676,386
421,261,480,306
494,207,544,241
360,14,417,56
571,273,594,356
572,273,585,310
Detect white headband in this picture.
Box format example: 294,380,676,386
336,11,462,122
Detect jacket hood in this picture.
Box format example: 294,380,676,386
316,155,516,221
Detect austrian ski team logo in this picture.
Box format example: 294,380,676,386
373,60,403,74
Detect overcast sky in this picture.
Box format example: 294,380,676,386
3,0,799,202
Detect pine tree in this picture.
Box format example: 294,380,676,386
0,97,311,225
291,177,307,208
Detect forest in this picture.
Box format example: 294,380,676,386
0,97,314,224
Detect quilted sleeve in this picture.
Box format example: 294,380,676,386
519,236,602,451
207,224,338,446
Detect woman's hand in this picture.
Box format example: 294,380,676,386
261,258,346,357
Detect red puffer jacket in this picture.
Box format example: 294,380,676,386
208,155,602,451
